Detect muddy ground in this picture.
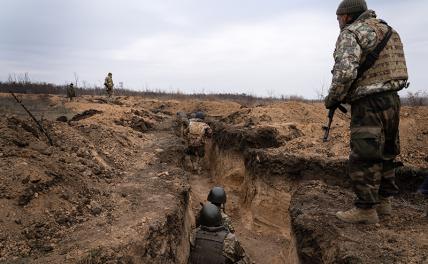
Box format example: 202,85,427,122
0,93,427,264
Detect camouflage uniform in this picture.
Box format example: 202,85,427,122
185,119,212,148
66,83,76,101
221,212,235,233
189,226,250,264
325,10,408,209
104,73,114,97
184,119,212,172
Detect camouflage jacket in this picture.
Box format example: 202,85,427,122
190,226,251,264
185,119,212,147
221,212,235,233
325,10,408,108
67,85,76,98
104,76,114,89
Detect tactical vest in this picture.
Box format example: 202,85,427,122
189,228,231,264
188,121,208,147
351,18,408,88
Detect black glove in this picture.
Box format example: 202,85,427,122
324,95,341,110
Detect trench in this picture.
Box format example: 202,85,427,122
188,141,300,264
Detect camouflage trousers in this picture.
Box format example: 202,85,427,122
106,87,113,97
349,91,400,209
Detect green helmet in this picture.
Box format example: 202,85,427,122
199,202,222,227
207,187,226,206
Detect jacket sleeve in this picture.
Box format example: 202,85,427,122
325,29,362,107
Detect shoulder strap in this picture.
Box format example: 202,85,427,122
356,21,393,79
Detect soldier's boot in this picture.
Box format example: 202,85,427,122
376,197,392,216
336,207,379,224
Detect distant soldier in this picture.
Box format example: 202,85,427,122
66,83,76,101
104,72,114,97
325,0,409,224
189,203,250,264
184,111,212,173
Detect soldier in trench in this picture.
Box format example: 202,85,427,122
189,203,251,264
184,111,212,174
207,187,235,233
196,187,235,233
325,0,409,224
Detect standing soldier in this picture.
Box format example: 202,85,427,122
184,112,212,174
66,83,76,101
104,72,114,97
325,0,409,224
189,203,250,264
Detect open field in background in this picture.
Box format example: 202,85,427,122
0,94,75,121
1,80,427,107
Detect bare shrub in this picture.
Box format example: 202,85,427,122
0,75,318,106
403,91,428,107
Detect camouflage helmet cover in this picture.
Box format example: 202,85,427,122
195,111,205,120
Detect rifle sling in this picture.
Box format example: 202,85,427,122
356,21,393,80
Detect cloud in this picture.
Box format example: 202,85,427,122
0,1,427,97
111,11,338,97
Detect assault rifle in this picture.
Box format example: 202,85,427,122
322,104,347,142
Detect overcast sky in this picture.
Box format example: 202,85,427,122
1,0,427,98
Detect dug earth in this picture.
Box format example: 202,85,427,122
0,93,427,263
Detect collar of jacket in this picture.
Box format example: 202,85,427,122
201,226,227,232
355,9,377,22
342,10,377,32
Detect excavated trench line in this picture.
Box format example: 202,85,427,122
188,142,301,264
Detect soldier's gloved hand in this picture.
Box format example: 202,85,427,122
324,95,341,110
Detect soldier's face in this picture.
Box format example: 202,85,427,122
337,15,350,30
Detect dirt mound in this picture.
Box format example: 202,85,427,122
70,109,103,121
213,122,283,150
290,181,428,264
0,94,192,263
1,93,427,264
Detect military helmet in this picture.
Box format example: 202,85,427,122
195,111,205,120
108,72,112,76
207,187,226,205
199,202,222,227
